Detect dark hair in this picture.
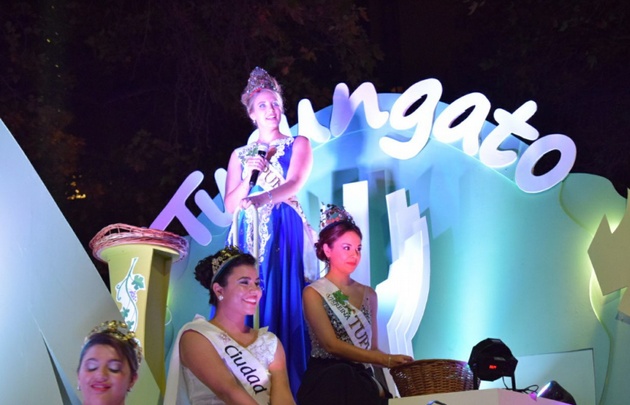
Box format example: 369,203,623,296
195,252,257,306
77,333,140,377
315,221,363,262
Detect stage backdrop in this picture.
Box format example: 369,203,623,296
2,76,629,405
164,79,630,405
0,121,160,404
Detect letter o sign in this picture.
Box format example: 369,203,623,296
515,134,577,193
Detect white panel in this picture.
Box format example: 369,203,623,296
0,121,158,404
343,181,370,286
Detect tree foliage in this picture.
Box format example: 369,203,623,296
459,0,630,193
1,0,382,278
3,0,629,282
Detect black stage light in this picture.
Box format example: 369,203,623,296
468,338,518,390
537,380,577,405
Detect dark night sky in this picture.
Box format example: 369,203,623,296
19,0,630,195
367,0,630,195
2,0,629,267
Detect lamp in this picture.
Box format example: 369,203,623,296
468,338,518,390
537,380,577,405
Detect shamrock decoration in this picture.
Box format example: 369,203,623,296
332,290,354,314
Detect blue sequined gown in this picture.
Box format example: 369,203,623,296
227,135,318,397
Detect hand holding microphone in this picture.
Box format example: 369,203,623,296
249,143,269,188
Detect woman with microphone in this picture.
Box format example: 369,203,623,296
222,66,316,398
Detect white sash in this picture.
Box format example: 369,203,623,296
309,280,389,396
252,163,285,192
165,315,271,405
238,142,286,193
309,278,372,350
201,320,271,404
230,138,319,282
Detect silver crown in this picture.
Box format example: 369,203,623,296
319,203,355,231
241,67,281,107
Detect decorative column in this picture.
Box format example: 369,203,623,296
90,224,188,393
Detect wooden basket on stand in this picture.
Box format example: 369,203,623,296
389,359,477,397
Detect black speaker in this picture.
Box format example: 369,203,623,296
468,338,518,390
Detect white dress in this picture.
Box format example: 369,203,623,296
164,315,278,405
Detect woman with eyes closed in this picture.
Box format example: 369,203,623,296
297,205,413,405
77,320,142,405
165,246,295,405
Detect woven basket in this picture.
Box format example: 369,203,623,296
390,359,477,397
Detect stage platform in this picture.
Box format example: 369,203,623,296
389,388,567,405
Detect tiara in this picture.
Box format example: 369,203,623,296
211,245,245,283
242,67,281,104
85,320,143,365
320,204,355,231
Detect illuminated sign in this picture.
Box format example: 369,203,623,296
299,79,576,193
152,77,577,244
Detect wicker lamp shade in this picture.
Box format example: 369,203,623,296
390,359,478,397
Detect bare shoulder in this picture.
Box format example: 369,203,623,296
293,135,312,147
180,329,211,347
363,284,378,303
228,145,243,161
303,284,321,301
294,135,310,142
364,284,377,296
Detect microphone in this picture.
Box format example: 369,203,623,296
249,143,269,188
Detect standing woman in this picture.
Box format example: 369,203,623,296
223,66,317,396
77,320,142,405
297,205,414,405
164,246,295,405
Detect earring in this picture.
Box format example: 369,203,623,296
128,388,133,392
77,384,81,391
218,295,224,301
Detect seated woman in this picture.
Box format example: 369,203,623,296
77,320,142,405
297,205,414,405
165,246,295,405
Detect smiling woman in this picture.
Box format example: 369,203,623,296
77,320,142,405
164,246,295,405
223,67,318,397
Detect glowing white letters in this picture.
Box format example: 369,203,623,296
150,170,232,245
298,77,576,193
479,100,539,168
515,134,577,193
432,92,491,156
330,82,389,137
380,79,442,160
152,77,578,239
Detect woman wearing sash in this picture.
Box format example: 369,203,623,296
223,66,317,397
297,205,413,405
164,246,295,405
